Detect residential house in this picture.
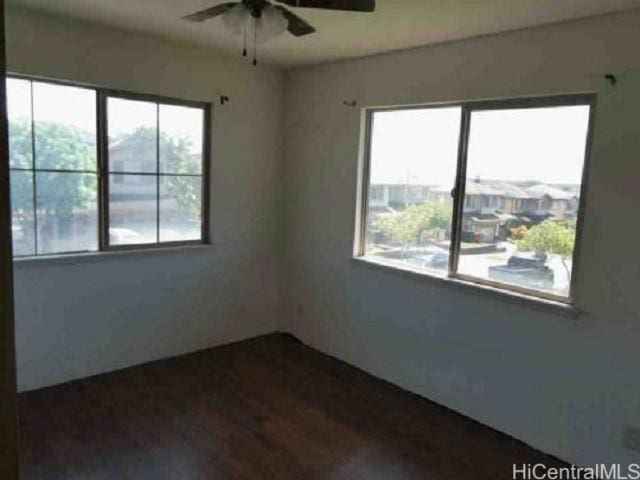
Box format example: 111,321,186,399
369,183,430,208
461,181,578,242
370,180,579,243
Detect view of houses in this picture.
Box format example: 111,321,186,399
370,179,578,240
108,127,203,245
9,119,202,256
366,179,580,294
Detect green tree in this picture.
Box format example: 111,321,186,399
9,121,199,250
10,120,97,251
10,120,97,216
373,201,450,254
159,131,201,219
517,221,576,277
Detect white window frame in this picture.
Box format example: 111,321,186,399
354,94,597,305
7,73,212,258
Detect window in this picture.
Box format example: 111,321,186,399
357,96,594,303
362,107,461,274
8,78,98,256
7,76,210,257
107,96,205,246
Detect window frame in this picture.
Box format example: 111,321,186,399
355,93,597,305
7,73,212,257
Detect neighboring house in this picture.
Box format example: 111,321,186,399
369,183,431,208
368,184,389,208
492,182,530,214
108,135,200,241
428,186,452,204
463,182,504,212
523,184,575,218
369,179,579,244
108,139,159,239
109,138,158,200
461,181,578,242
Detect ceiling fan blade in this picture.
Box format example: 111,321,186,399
182,2,238,22
274,0,375,12
275,6,316,36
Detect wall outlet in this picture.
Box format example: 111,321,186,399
622,426,640,452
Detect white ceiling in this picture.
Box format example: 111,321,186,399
7,0,640,67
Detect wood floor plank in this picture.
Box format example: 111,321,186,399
19,334,565,479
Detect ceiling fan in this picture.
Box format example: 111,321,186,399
183,0,376,64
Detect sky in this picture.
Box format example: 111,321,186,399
8,77,589,187
370,104,590,187
109,98,203,155
7,78,203,156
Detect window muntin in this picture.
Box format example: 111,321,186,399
7,78,32,169
7,78,99,256
159,104,203,175
36,172,99,254
105,96,205,247
359,97,594,302
108,173,158,246
9,170,35,256
159,175,203,242
33,82,97,171
7,75,210,257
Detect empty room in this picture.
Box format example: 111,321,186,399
1,1,640,479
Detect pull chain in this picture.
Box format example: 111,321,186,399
242,23,247,57
253,20,258,66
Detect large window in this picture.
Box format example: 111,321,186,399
7,76,210,257
106,96,206,246
358,96,594,302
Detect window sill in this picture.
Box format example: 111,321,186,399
352,256,582,319
13,243,213,269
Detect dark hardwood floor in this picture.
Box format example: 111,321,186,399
19,334,564,479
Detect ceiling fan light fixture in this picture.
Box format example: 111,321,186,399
183,0,375,64
255,5,289,43
221,3,250,36
222,3,288,43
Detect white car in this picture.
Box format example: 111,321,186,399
109,227,143,244
404,247,449,270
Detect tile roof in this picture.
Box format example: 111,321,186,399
525,184,573,200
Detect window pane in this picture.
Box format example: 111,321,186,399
33,82,97,171
364,107,461,274
457,105,590,298
10,171,35,256
109,174,157,245
160,176,202,242
36,172,98,254
7,78,33,169
159,105,203,174
108,97,157,173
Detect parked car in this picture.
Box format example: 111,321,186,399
404,247,449,270
488,253,554,290
461,230,483,243
109,227,143,244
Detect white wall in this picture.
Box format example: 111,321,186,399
6,8,285,391
283,10,640,466
9,4,640,468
